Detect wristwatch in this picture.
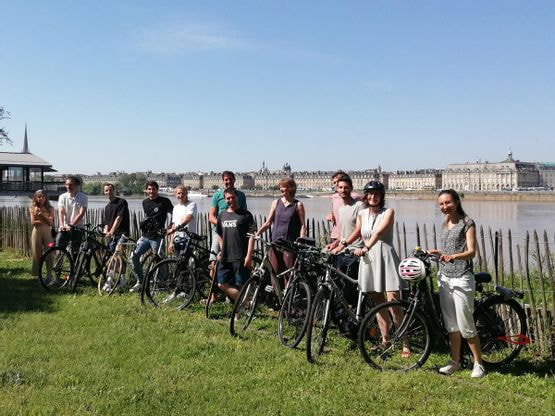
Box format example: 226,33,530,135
340,238,347,246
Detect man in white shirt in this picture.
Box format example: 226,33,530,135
56,175,88,254
168,185,198,253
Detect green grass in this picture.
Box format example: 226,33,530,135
1,250,554,415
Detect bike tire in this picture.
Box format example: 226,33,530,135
88,243,109,285
473,296,528,367
38,246,73,291
306,287,332,363
98,254,123,296
358,300,432,371
278,280,312,348
144,258,196,309
229,274,262,337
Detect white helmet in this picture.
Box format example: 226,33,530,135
398,258,427,282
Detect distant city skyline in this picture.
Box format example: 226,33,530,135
1,1,554,174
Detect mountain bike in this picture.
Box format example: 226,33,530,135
358,247,529,371
305,250,374,363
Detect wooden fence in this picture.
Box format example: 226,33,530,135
1,206,553,357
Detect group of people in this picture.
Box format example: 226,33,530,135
29,170,485,378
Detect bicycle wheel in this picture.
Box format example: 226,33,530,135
474,297,528,367
306,287,332,363
358,301,431,371
145,259,196,309
229,274,262,337
38,246,73,291
278,280,312,348
98,254,123,295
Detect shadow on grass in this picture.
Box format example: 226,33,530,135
496,357,555,378
0,269,58,314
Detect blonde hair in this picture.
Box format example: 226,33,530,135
32,190,51,209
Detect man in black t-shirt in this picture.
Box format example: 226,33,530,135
130,180,173,292
102,183,130,252
216,189,256,302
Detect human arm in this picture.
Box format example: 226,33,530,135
297,201,306,238
255,200,277,236
332,212,363,255
106,216,123,238
208,206,218,226
29,207,41,227
244,235,255,269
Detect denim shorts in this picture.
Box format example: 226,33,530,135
216,261,250,286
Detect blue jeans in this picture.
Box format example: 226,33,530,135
131,236,161,283
336,254,359,307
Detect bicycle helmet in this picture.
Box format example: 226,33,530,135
398,258,427,282
363,181,385,194
173,235,188,251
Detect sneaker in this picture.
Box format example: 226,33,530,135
129,283,142,293
102,282,111,291
439,361,460,375
471,362,486,378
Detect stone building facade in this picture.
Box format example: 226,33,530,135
388,169,443,190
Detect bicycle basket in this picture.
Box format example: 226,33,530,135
398,258,427,282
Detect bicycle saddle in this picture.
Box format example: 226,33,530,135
474,272,492,283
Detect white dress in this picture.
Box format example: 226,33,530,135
357,207,405,292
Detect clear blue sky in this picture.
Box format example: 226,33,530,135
1,0,553,174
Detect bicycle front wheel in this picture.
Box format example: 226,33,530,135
229,274,262,337
358,301,431,371
145,259,196,309
38,246,73,291
306,287,332,363
88,243,109,285
98,254,123,295
474,297,528,367
278,280,312,348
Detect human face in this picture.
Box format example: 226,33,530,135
438,193,457,216
366,191,382,208
225,192,237,209
175,188,187,202
332,176,341,190
222,174,235,190
146,185,158,200
35,192,46,205
280,185,292,198
104,185,115,200
336,181,352,200
65,179,76,195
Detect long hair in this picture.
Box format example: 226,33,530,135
32,190,52,210
438,189,466,216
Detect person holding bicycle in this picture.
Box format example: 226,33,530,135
168,185,198,253
130,180,173,292
431,189,485,378
337,181,407,347
215,189,256,303
256,177,306,285
102,182,130,253
56,176,87,255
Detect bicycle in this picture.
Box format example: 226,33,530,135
229,235,300,338
305,250,374,363
70,224,111,292
358,247,529,371
142,226,214,309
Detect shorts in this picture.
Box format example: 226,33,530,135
216,261,250,287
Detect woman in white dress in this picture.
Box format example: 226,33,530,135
343,181,407,354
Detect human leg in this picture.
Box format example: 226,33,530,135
131,237,153,284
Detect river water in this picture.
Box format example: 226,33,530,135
3,194,554,247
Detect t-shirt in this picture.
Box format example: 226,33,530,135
338,200,364,248
216,208,257,262
172,201,198,234
330,191,361,239
211,189,247,216
439,216,475,278
142,196,173,238
58,191,88,227
103,197,130,236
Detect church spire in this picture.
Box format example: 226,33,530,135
22,124,29,153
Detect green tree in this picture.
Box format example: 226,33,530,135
0,107,11,145
116,173,147,195
82,182,103,195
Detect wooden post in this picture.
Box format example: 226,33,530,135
432,223,437,252
423,223,429,250
508,229,515,289
534,230,551,349
480,226,487,273
524,232,540,347
402,223,408,258
416,223,421,248
498,230,505,286
395,222,401,255
542,230,555,340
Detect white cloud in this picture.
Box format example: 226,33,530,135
137,21,251,54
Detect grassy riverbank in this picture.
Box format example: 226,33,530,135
0,250,553,415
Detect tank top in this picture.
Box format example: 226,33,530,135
271,198,302,242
